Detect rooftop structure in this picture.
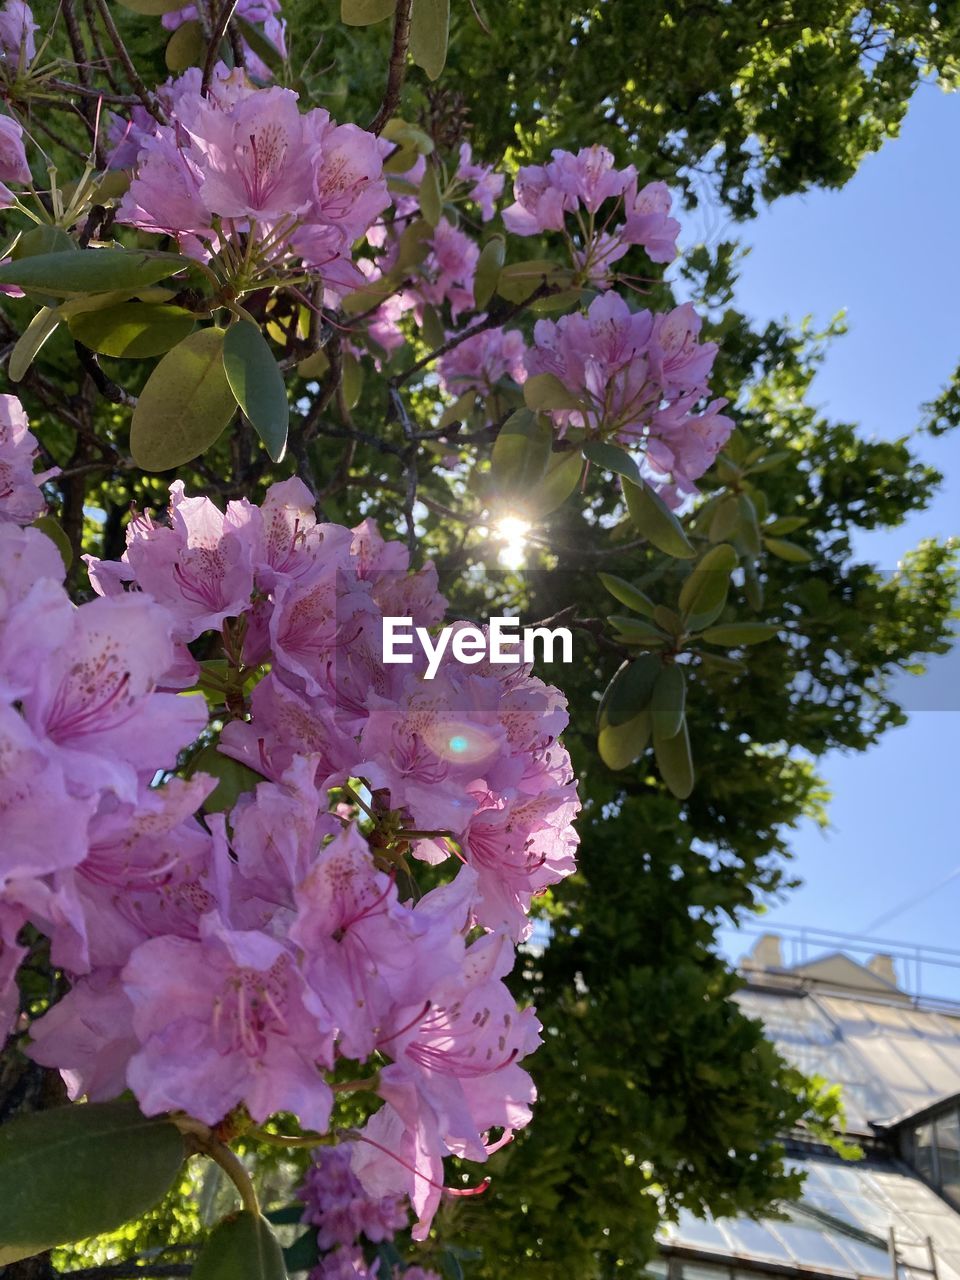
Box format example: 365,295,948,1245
654,928,960,1280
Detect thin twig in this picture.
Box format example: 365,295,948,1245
368,0,413,135
202,0,238,95
93,0,166,124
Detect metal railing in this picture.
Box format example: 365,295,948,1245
733,922,960,1012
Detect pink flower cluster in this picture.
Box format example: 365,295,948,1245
0,0,36,69
0,111,30,209
503,144,680,284
0,413,578,1239
438,324,527,407
527,291,733,505
115,65,389,295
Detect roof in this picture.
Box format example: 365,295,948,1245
658,1151,960,1280
734,981,960,1137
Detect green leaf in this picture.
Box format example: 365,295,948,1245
496,259,570,304
701,622,779,647
341,274,400,315
410,0,450,79
598,573,656,618
736,491,762,556
222,321,289,463
130,327,236,471
653,718,694,799
8,306,59,382
526,448,584,518
421,303,445,349
622,477,695,559
192,1211,287,1280
696,650,747,675
598,654,661,769
745,448,791,474
0,1101,185,1262
523,372,582,412
68,300,196,359
679,543,738,629
581,440,643,486
708,493,741,543
341,0,396,24
0,249,188,298
490,410,551,494
608,615,669,646
188,743,263,813
419,163,443,227
341,351,363,409
283,1228,319,1274
10,224,77,260
473,235,505,309
763,536,813,564
32,516,72,571
651,664,686,740
396,217,433,270
765,515,808,536
165,19,204,71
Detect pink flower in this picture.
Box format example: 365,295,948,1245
438,324,527,404
0,393,47,523
622,178,680,264
17,593,208,802
298,1145,407,1249
124,911,335,1129
455,143,504,222
0,0,36,67
27,971,139,1101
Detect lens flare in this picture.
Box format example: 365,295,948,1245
494,515,531,570
423,718,501,766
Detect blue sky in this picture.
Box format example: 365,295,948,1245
691,84,960,994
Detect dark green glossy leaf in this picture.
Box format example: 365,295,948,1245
410,0,450,79
192,1212,287,1280
496,259,570,304
598,654,661,769
700,622,779,647
526,448,584,518
523,372,582,412
651,663,686,740
653,718,694,799
607,615,669,646
598,573,656,618
165,19,204,71
491,409,551,493
131,326,236,471
235,16,285,72
622,477,695,559
582,440,643,486
763,536,813,564
341,0,395,23
474,235,505,309
679,543,738,629
10,225,76,260
341,351,363,409
419,162,443,227
0,249,188,297
8,307,59,382
0,1101,184,1262
68,301,196,359
222,321,289,463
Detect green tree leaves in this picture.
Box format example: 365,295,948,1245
0,1102,185,1263
68,300,196,359
131,327,235,471
0,248,189,297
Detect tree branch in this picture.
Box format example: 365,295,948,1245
368,0,414,135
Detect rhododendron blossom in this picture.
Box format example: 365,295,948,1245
0,403,579,1239
527,291,733,503
115,65,389,294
